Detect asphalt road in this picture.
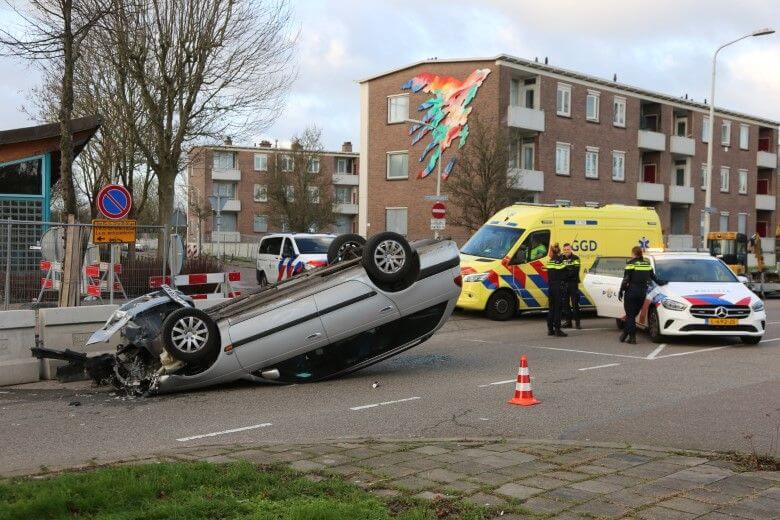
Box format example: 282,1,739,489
1,300,779,475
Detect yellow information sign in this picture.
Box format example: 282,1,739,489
92,219,137,244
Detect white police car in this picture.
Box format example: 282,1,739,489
584,252,766,344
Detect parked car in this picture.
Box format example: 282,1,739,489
583,252,766,344
33,232,462,395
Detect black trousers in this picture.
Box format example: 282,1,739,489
547,281,564,332
563,281,580,323
623,289,645,335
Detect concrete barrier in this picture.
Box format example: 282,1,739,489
0,310,39,386
38,305,119,379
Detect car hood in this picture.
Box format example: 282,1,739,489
658,282,757,307
459,253,504,276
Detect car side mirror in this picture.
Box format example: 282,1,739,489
737,275,749,284
509,250,527,265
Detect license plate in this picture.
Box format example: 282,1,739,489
708,318,738,326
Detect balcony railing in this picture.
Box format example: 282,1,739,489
757,151,777,169
637,130,666,151
334,203,358,215
332,173,359,186
507,106,545,132
755,194,776,211
636,182,665,202
220,199,241,212
669,185,694,204
212,168,241,181
670,136,695,156
507,168,544,192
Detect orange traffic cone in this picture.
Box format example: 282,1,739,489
507,356,540,406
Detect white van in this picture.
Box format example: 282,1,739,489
256,233,334,286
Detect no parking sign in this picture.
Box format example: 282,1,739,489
96,184,132,220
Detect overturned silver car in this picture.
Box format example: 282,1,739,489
33,233,461,395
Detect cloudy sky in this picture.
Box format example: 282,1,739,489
1,0,779,150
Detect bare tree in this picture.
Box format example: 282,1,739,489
446,116,529,233
0,0,109,216
106,0,296,226
266,127,336,232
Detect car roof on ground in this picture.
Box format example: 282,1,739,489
648,252,718,261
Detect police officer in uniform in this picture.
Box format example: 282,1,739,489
545,243,567,337
561,243,581,329
618,246,667,344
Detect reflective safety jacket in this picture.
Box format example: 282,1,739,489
563,253,581,284
620,257,662,295
545,254,567,283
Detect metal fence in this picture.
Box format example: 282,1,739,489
199,233,262,262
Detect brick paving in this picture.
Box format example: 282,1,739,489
12,438,780,519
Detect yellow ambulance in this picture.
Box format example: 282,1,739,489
457,204,664,320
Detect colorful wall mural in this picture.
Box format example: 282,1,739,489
401,68,491,180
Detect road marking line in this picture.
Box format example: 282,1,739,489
478,379,516,388
654,346,727,359
759,337,780,344
578,363,620,371
350,396,421,411
646,344,667,359
176,422,272,442
528,345,647,359
465,339,491,343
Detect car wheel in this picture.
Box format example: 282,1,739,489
647,308,663,343
362,232,416,285
616,318,624,330
740,336,761,345
258,271,268,287
327,234,366,264
485,290,517,321
161,307,219,364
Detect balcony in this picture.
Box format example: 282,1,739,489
334,203,358,215
211,231,241,243
637,130,666,151
636,182,664,202
670,136,695,156
332,174,359,186
669,185,694,204
219,199,241,212
667,235,693,249
755,194,776,211
507,106,545,132
757,151,777,169
507,168,544,192
212,168,241,181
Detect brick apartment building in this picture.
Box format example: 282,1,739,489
187,141,359,243
358,55,779,250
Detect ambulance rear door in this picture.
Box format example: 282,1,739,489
582,256,628,319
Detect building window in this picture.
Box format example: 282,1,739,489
721,120,731,146
387,94,409,124
612,151,625,181
555,199,572,207
738,169,748,194
212,181,235,199
673,160,687,186
285,185,294,201
719,212,729,232
585,201,600,208
213,151,235,170
386,207,408,235
739,124,749,150
253,215,268,233
510,79,521,106
279,155,293,172
335,186,352,204
556,83,571,117
307,186,320,203
307,157,320,173
701,164,708,190
336,158,349,173
555,143,570,175
585,147,599,179
702,117,710,143
386,151,408,179
586,90,600,122
0,157,43,195
254,153,268,171
253,184,267,202
613,96,626,127
675,116,688,137
720,166,730,192
737,213,748,234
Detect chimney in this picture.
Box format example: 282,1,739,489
259,140,272,148
341,141,352,153
224,135,232,146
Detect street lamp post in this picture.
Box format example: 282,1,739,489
406,118,443,239
703,28,774,245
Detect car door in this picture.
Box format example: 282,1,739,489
313,280,400,344
582,256,627,318
278,237,297,281
258,236,282,282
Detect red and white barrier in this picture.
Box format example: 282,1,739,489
149,271,241,300
82,262,126,300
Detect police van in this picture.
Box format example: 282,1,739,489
457,204,663,320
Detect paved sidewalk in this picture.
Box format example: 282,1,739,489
13,438,780,519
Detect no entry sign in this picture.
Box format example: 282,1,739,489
97,184,132,220
431,202,446,219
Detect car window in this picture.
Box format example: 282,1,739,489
461,225,525,259
260,237,282,255
281,238,295,257
590,257,630,277
653,258,738,283
515,230,550,263
295,236,333,254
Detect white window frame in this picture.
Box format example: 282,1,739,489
307,185,320,203
253,183,267,203
612,150,626,182
556,83,571,117
279,154,293,172
253,153,268,171
721,120,731,146
307,156,320,174
720,166,730,193
555,199,572,207
737,212,748,235
719,211,729,232
386,151,409,180
739,124,749,150
336,158,349,174
738,169,748,195
285,185,295,201
613,96,626,127
585,146,599,179
586,90,600,122
253,214,268,233
510,78,521,106
700,164,708,191
555,142,571,176
213,151,235,170
702,116,710,143
387,94,409,124
673,160,688,187
385,207,408,235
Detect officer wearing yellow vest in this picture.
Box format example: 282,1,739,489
545,243,567,337
618,246,667,344
561,243,581,330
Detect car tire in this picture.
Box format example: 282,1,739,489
616,318,624,330
485,290,517,321
327,234,366,265
362,232,417,285
257,271,268,287
647,308,664,343
161,307,219,364
740,336,761,345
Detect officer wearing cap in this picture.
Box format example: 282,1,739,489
561,243,582,330
618,246,667,344
545,243,567,337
